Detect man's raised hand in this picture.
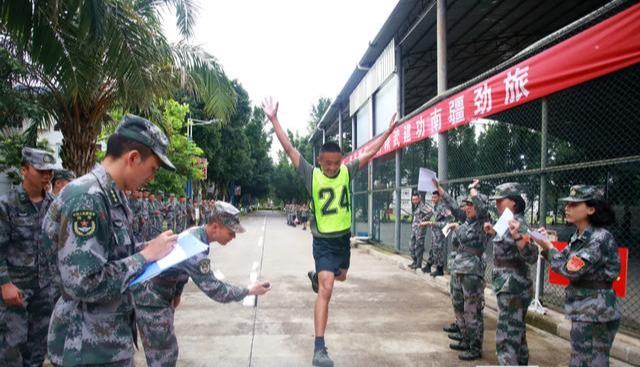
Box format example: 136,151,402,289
262,97,279,122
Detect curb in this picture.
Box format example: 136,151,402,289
357,244,640,366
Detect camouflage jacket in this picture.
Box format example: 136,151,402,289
164,201,177,232
0,185,54,288
148,200,164,236
544,226,621,322
42,165,146,366
132,225,249,307
411,202,433,237
451,196,488,276
140,199,150,236
175,203,187,233
431,192,456,243
490,212,538,296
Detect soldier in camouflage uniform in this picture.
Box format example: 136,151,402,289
176,195,187,233
0,148,56,367
41,114,178,367
51,169,76,197
446,183,488,361
422,181,455,276
133,201,271,367
532,185,620,367
408,193,432,269
484,182,538,366
148,193,164,240
164,194,178,233
130,190,142,242
140,189,151,241
197,199,206,226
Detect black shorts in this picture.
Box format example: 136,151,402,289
312,233,351,276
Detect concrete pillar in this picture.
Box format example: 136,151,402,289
436,0,448,183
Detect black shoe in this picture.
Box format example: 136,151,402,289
443,323,459,333
458,350,482,361
408,261,419,269
448,333,463,341
308,271,319,294
449,341,469,351
430,266,444,277
421,263,432,273
312,347,334,367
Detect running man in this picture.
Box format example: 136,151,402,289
262,97,398,367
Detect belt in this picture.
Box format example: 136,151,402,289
570,279,613,290
494,259,527,270
459,245,483,257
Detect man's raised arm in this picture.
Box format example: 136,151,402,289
357,113,398,170
262,97,302,169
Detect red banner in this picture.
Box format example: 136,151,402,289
548,241,628,298
343,3,640,164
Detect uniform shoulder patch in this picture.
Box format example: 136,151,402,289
199,259,211,274
72,210,97,238
566,255,586,272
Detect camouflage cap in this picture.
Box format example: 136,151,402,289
22,147,57,170
489,182,524,200
560,185,604,202
115,114,175,171
52,169,76,182
211,201,245,233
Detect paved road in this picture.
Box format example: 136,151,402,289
132,211,631,367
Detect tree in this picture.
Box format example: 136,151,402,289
0,0,236,175
307,97,332,135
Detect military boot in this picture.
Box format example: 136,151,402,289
443,323,460,333
408,258,419,269
421,262,432,273
459,350,482,361
430,266,444,277
449,341,469,351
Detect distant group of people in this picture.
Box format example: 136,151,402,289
285,203,310,230
125,189,219,243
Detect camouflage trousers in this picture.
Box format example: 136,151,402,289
569,319,619,367
495,293,531,366
52,360,134,367
426,235,446,267
0,285,54,367
136,304,178,367
452,274,485,353
409,232,426,264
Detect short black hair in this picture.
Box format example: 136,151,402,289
320,142,341,154
586,199,616,227
432,191,440,196
105,133,153,160
412,192,421,198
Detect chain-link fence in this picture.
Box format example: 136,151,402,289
362,64,640,336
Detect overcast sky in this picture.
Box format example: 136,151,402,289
163,0,398,152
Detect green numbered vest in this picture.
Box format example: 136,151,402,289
311,165,351,234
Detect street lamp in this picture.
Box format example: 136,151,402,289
186,117,220,199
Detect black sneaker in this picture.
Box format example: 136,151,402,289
448,333,463,341
308,271,319,294
312,347,334,367
458,350,482,361
449,341,470,351
443,323,459,333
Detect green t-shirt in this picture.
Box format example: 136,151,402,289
296,156,360,238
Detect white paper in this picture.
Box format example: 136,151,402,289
442,225,452,237
528,229,547,242
417,168,438,193
493,208,514,237
156,232,193,269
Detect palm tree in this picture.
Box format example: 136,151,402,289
0,0,235,174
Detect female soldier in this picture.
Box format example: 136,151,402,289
445,180,488,361
483,183,538,365
530,185,620,367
